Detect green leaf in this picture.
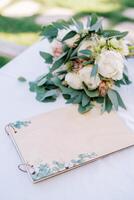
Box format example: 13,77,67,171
18,76,27,82
66,94,82,104
36,89,58,102
91,64,98,77
62,30,77,41
29,82,37,92
123,73,132,85
90,18,102,32
102,30,128,39
90,13,98,26
52,21,69,30
50,53,67,72
39,51,53,64
105,95,113,113
64,48,74,63
107,89,118,110
82,61,93,66
114,90,126,110
41,25,58,42
37,76,47,86
79,49,92,56
101,97,106,113
83,84,99,97
81,92,90,107
71,18,84,31
87,16,91,28
35,87,46,102
78,103,93,114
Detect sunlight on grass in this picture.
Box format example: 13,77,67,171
38,0,120,13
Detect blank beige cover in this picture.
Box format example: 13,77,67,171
6,106,134,183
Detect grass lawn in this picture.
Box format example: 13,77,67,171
0,0,133,67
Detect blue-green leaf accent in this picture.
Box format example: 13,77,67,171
31,152,97,181
11,121,31,129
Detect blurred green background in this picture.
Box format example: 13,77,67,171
0,0,134,68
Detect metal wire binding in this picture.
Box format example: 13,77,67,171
18,163,35,174
5,123,17,135
18,163,28,173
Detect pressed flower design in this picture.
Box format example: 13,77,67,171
31,152,97,181
11,121,31,129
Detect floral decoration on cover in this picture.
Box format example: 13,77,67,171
29,14,131,113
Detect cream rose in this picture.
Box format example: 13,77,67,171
110,38,129,56
79,66,101,90
97,50,124,80
79,38,97,52
65,72,82,90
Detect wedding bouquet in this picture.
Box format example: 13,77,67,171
30,14,131,113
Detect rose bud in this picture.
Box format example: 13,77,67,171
99,81,108,97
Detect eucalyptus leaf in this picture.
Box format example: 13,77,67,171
83,84,99,97
91,64,98,77
82,92,90,107
90,13,98,26
29,82,37,92
87,16,91,28
71,18,84,31
90,18,102,32
78,102,93,114
39,51,53,64
62,30,77,41
107,89,118,110
41,25,58,41
37,76,47,86
114,90,126,110
82,61,93,66
102,30,128,39
105,95,113,113
50,53,67,72
79,49,92,56
18,76,27,82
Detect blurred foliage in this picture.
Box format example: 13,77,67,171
0,15,40,33
0,56,11,68
0,0,133,67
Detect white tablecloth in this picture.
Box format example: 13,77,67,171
1,40,134,200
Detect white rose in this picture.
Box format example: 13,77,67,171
79,66,101,90
97,50,124,80
79,37,98,52
65,34,80,47
110,38,129,56
65,72,82,90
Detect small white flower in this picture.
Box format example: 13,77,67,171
97,50,124,80
79,38,96,52
79,66,101,90
65,72,83,90
110,38,129,56
99,37,106,46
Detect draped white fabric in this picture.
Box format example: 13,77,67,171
0,39,134,200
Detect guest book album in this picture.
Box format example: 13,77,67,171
6,106,134,183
